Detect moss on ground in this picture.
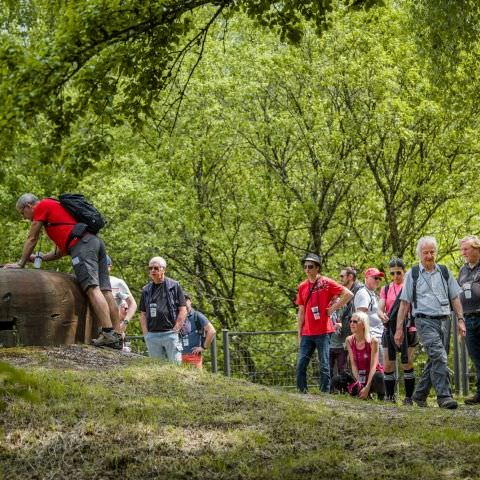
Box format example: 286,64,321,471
1,346,480,479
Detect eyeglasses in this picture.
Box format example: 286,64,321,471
304,264,316,270
390,271,403,276
349,320,359,324
148,266,162,271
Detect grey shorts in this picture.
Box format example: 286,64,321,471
69,234,111,292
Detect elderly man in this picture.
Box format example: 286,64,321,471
354,267,388,365
394,236,465,409
139,256,187,364
458,235,480,405
296,253,353,393
4,193,120,348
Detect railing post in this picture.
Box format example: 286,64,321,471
460,337,469,396
210,335,218,374
222,329,231,377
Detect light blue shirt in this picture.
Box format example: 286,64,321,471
400,264,461,316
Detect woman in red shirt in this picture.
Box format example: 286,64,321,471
344,311,385,400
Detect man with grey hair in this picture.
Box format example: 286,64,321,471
4,193,121,348
458,235,480,404
394,236,465,409
139,256,187,364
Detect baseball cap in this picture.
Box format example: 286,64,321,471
302,253,321,266
106,255,112,267
364,267,385,278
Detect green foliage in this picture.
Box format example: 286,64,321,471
1,1,480,343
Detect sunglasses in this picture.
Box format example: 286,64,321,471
390,271,403,276
349,319,359,324
148,266,162,271
304,264,316,270
373,277,383,281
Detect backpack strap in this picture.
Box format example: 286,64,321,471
384,284,389,298
412,263,450,309
412,265,420,309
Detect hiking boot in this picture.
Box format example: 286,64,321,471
412,395,428,407
403,397,414,406
464,393,480,405
91,331,122,349
438,397,458,410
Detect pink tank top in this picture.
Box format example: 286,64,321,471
349,337,383,384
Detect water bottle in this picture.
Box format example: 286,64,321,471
33,252,43,269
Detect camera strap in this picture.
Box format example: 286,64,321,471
305,278,319,307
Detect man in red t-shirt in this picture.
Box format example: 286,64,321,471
296,253,353,393
4,193,120,348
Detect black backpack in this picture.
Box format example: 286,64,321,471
47,194,105,249
58,194,105,234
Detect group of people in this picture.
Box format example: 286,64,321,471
4,193,215,369
296,236,480,409
4,193,480,403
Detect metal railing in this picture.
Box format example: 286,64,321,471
220,318,473,394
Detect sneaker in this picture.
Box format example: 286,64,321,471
91,331,122,349
403,397,414,406
438,397,458,409
464,393,480,405
412,395,428,407
385,395,397,403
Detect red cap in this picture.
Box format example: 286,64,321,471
364,267,385,278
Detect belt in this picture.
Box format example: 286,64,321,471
415,313,450,320
464,312,480,319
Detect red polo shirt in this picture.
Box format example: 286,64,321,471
296,276,344,335
33,199,78,254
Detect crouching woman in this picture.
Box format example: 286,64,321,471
334,311,385,400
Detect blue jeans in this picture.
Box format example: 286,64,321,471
465,315,480,394
145,331,182,365
296,334,331,393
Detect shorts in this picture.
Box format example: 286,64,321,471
69,234,111,292
382,318,419,363
182,353,203,369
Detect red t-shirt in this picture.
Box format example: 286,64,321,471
33,199,78,254
296,276,344,335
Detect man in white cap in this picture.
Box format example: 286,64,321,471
354,267,388,364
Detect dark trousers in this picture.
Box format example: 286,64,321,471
465,315,480,394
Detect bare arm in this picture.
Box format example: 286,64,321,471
451,296,466,337
192,322,216,355
394,300,410,347
297,305,305,340
359,339,379,399
346,337,359,381
140,311,148,335
327,287,353,315
173,306,187,332
124,294,138,322
40,247,64,262
4,221,43,268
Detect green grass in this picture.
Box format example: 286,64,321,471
1,347,480,480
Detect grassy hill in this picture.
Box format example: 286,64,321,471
1,346,479,480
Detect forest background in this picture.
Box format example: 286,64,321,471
1,0,480,337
